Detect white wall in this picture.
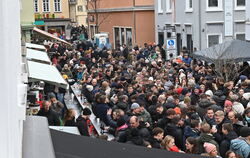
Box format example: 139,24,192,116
0,0,26,158
246,0,250,41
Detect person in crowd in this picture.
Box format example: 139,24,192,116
50,96,64,118
197,123,219,154
76,108,92,136
220,123,238,158
185,137,199,154
37,100,60,126
201,142,222,158
64,109,77,126
227,111,245,136
230,126,250,158
148,127,164,149
213,110,230,144
225,151,238,158
203,107,216,126
161,135,181,152
244,107,250,127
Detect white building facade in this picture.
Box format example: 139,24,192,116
155,0,246,54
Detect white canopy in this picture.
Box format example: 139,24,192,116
27,61,68,89
25,42,46,51
26,48,50,64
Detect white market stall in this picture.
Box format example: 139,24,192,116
25,42,46,51
26,48,50,64
27,61,68,89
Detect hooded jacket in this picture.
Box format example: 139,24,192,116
231,137,250,158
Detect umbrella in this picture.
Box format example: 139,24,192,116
193,40,250,63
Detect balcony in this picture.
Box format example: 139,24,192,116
69,0,77,5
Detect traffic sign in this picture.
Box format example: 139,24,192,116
166,39,176,50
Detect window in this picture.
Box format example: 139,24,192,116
54,0,61,12
235,0,245,10
207,34,221,47
78,5,83,12
42,0,50,12
113,27,133,49
34,0,39,12
236,34,245,41
157,0,163,13
166,0,172,13
186,0,193,12
206,0,222,11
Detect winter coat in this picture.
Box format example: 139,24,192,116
64,117,77,126
92,102,110,125
137,109,152,125
164,123,184,150
197,99,213,118
190,93,200,105
213,118,231,144
76,116,89,136
219,131,238,158
197,133,219,154
37,108,60,126
231,137,250,158
183,126,200,139
203,116,216,126
148,137,162,149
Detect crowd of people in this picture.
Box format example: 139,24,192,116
36,37,250,158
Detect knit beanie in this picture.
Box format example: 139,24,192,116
203,142,216,153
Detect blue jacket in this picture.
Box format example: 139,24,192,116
230,137,250,158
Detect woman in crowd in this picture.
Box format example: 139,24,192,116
202,142,222,158
64,109,77,126
185,137,198,154
161,135,181,152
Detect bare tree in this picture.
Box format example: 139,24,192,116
87,0,110,33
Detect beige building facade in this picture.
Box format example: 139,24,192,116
34,0,71,39
87,0,155,48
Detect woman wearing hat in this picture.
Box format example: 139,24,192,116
201,142,221,157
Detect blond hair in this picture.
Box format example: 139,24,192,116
161,135,174,149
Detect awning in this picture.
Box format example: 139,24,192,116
27,61,68,89
33,27,72,46
50,129,205,158
34,20,45,26
26,42,46,51
26,48,51,64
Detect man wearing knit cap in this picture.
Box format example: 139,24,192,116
230,126,250,158
76,108,92,136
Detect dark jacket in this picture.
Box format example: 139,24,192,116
197,99,212,118
183,126,200,139
164,123,184,150
213,118,231,144
148,137,162,149
220,131,238,158
37,108,60,126
197,133,219,154
92,102,110,125
76,116,89,136
190,93,200,105
64,117,77,126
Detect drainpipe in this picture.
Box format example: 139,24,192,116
198,0,202,50
133,0,136,46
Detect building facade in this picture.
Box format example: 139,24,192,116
34,0,71,39
21,0,35,42
70,0,88,26
155,0,246,54
87,0,155,48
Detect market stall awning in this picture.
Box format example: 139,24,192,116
27,61,68,89
26,48,50,64
33,27,72,46
26,42,46,51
